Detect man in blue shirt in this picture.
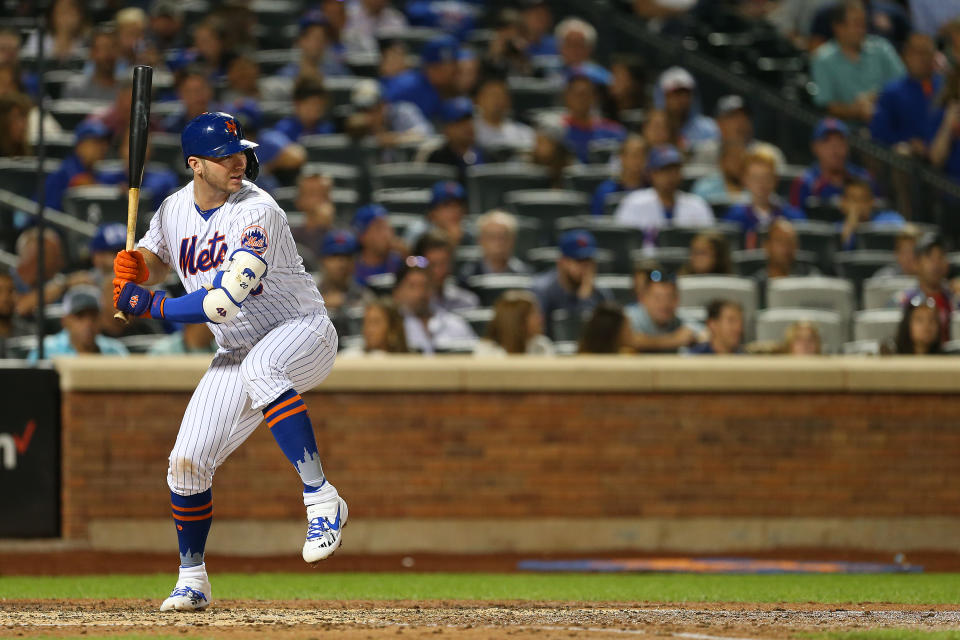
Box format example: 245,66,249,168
870,33,941,155
273,76,336,142
44,121,112,211
27,285,128,362
790,118,874,211
421,99,485,184
520,0,557,57
353,204,404,286
561,74,626,164
383,35,460,122
278,11,350,78
688,299,744,355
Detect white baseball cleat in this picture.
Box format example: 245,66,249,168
303,495,348,564
160,568,212,612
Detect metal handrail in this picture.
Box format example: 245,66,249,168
0,189,97,239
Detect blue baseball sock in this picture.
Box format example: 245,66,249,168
171,489,212,568
263,389,336,504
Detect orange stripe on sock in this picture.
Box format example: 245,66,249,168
263,395,302,421
171,500,212,512
172,511,213,522
267,404,307,428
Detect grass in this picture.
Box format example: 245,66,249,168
803,633,960,640
1,572,959,604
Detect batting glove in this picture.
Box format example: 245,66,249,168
114,279,155,317
114,250,149,284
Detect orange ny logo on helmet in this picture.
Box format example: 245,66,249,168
225,119,238,137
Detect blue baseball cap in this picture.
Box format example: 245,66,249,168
321,229,358,256
421,34,459,65
439,97,473,124
74,119,111,144
89,223,127,253
647,145,683,172
813,117,849,141
429,180,466,208
352,204,389,235
558,229,597,260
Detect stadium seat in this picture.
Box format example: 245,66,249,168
508,76,563,115
505,190,590,243
677,306,707,326
457,307,495,337
596,274,634,306
603,191,627,217
952,315,960,343
857,223,936,251
732,248,817,278
526,246,615,274
3,335,38,359
833,251,895,301
631,247,690,273
370,163,458,192
62,185,148,225
563,164,614,196
304,162,363,193
323,76,367,108
756,308,845,353
756,220,838,271
387,214,422,237
301,134,370,167
587,138,622,164
660,221,743,251
252,49,296,75
455,244,484,272
48,99,110,130
118,335,165,354
766,277,855,330
853,309,902,343
551,308,587,343
37,132,76,160
149,132,186,170
373,188,431,215
862,276,916,309
466,164,552,215
841,340,882,355
677,275,758,338
554,216,642,273
466,273,534,307
376,27,444,56
802,196,841,223
0,158,62,199
365,273,396,296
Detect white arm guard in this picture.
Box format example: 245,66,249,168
203,248,268,323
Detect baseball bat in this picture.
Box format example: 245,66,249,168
115,64,153,322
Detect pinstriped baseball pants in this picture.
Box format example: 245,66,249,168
167,313,338,496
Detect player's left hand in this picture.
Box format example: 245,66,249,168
114,278,154,317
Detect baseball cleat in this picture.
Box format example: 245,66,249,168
303,495,348,563
160,573,212,612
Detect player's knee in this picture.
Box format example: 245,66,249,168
167,454,213,494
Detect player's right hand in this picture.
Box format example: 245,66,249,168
114,249,149,284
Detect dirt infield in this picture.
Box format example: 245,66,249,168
3,600,960,639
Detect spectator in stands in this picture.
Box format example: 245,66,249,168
28,285,128,362
680,231,733,275
353,204,404,285
417,98,484,184
534,230,613,339
591,135,647,216
691,141,749,204
404,181,470,249
874,226,919,278
578,302,634,354
279,12,350,79
346,79,432,160
320,0,370,60
892,297,943,355
459,210,532,282
146,1,186,54
627,269,703,353
605,56,647,119
96,128,179,212
809,0,911,51
62,27,117,101
456,47,481,98
473,75,535,156
20,0,88,64
0,271,30,356
928,67,960,182
656,67,719,156
167,17,234,80
316,229,371,336
810,0,906,123
250,129,307,192
782,320,822,355
0,93,29,157
86,223,126,287
161,66,216,133
561,73,627,164
766,0,836,51
725,152,806,249
554,18,611,85
790,118,873,211
614,145,715,244
753,219,818,306
383,35,460,122
838,178,904,250
911,1,960,37
43,120,111,210
344,0,408,54
274,77,335,142
688,299,744,355
531,121,574,189
114,7,147,71
291,173,336,260
414,230,479,313
870,33,940,156
392,256,476,354
474,290,554,356
220,55,261,105
148,323,217,355
10,228,85,318
642,108,679,149
521,0,558,57
898,234,953,342
340,298,409,356
696,95,786,169
485,8,535,78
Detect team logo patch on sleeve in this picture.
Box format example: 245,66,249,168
240,225,268,254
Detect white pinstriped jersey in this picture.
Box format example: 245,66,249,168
139,179,325,350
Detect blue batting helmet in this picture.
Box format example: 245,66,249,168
181,111,260,180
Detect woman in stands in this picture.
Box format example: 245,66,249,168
578,302,634,354
891,297,943,355
680,231,733,276
781,321,822,355
341,299,408,356
474,291,554,357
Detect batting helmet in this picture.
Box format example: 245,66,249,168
181,111,260,181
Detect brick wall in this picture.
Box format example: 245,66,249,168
61,390,960,540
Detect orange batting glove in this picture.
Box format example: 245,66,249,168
114,249,149,284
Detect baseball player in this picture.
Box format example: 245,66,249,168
112,112,347,612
